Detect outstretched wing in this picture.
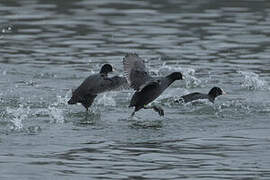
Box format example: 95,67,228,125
123,53,152,91
85,75,127,94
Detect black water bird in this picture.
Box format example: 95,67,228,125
177,87,226,103
123,53,183,116
68,64,127,111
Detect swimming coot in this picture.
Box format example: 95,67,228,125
123,53,183,116
177,87,226,103
68,64,127,111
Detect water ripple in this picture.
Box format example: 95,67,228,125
1,0,270,179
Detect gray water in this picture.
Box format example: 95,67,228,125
1,0,270,179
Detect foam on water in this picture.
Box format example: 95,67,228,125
96,92,117,107
56,93,70,105
6,104,30,131
159,87,185,99
48,106,64,123
155,63,202,88
46,93,70,123
215,99,252,118
185,99,213,106
158,88,189,107
238,71,268,90
182,99,215,113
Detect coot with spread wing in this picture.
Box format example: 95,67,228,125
123,53,183,116
68,64,127,111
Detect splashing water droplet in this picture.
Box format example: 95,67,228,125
239,71,268,90
6,105,30,130
51,94,69,106
27,126,42,134
48,106,64,123
156,64,202,88
185,75,202,88
96,93,116,106
47,93,69,123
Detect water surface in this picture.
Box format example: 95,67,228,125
1,0,270,179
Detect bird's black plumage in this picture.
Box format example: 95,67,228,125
178,87,225,103
68,64,127,111
123,53,183,116
123,53,152,91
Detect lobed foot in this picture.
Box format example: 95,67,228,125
152,106,164,116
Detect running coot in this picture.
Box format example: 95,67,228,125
68,64,127,111
123,53,183,116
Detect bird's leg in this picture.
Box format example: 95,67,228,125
143,105,151,109
144,105,164,116
131,111,136,117
152,105,164,116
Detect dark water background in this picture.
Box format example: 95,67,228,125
1,0,270,179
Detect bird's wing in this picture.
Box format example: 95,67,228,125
77,74,100,95
101,76,128,91
138,80,160,92
111,76,129,90
123,53,152,91
86,75,128,94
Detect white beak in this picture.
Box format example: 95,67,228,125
222,89,227,95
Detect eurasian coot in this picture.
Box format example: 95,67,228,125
123,53,183,116
177,87,226,103
68,64,127,111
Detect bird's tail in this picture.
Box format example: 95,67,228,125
68,97,77,104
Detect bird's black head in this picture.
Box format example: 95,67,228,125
100,64,113,74
208,87,226,98
167,72,183,81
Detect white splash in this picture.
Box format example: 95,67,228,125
216,99,251,116
156,63,202,88
48,106,64,123
55,93,70,105
239,71,268,90
96,92,116,106
6,105,30,130
46,93,70,123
